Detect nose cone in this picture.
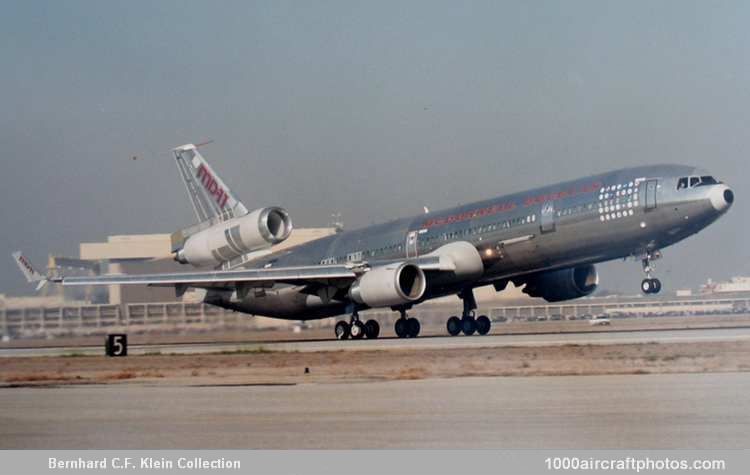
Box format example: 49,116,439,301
710,185,734,212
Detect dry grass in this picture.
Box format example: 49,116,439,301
98,371,136,381
392,367,429,380
1,339,748,387
5,373,81,383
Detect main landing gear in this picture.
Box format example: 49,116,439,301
334,308,419,340
334,311,380,340
394,309,421,338
640,251,662,295
446,288,491,337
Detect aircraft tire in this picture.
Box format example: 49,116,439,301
447,316,462,336
476,315,491,336
350,320,365,339
652,278,662,294
406,317,421,338
364,320,380,339
335,321,350,340
461,316,476,336
641,279,653,294
394,318,409,338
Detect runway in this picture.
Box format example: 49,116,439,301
2,326,750,357
1,372,748,449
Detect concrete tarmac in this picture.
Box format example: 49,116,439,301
3,326,750,357
1,372,748,448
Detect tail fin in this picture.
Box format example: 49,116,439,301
173,143,248,223
12,251,48,291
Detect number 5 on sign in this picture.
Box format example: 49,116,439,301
106,334,127,357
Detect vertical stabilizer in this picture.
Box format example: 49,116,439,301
12,251,48,290
173,144,248,223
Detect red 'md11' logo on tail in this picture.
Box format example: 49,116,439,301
196,164,230,209
18,255,35,275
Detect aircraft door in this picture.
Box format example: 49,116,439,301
644,179,658,211
540,201,556,233
406,231,418,258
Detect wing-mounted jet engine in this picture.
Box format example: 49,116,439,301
348,262,427,307
171,143,293,268
520,264,599,302
342,241,483,340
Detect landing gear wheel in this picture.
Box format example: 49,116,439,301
651,278,662,294
364,320,380,339
447,316,462,336
461,316,476,336
394,318,409,338
476,315,491,336
406,317,421,338
640,252,663,295
334,321,350,340
641,278,662,294
350,320,365,339
641,278,653,294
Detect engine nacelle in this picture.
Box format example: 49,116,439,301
349,262,427,308
522,264,599,302
176,207,292,267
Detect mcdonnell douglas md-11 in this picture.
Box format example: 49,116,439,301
14,144,735,339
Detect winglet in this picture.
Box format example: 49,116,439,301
12,251,48,290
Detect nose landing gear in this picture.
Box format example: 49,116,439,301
641,277,662,294
640,251,662,295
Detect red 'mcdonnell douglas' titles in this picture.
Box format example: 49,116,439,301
423,181,603,229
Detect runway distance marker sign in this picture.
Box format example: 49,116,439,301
105,334,128,357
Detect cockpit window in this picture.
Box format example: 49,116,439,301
678,175,719,190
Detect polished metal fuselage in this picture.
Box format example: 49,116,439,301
214,164,732,319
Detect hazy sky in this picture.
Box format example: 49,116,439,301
1,1,748,296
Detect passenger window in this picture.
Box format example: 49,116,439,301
690,176,700,187
677,177,688,190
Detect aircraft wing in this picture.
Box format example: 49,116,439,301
12,251,454,292
55,264,359,290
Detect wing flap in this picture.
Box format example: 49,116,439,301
59,264,358,287
31,252,456,294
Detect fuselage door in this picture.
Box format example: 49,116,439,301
406,230,418,258
540,201,556,233
644,179,658,211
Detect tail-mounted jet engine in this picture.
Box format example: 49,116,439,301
349,262,427,308
175,207,292,267
521,264,599,302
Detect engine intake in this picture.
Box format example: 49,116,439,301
176,207,292,267
349,262,427,308
521,264,599,302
